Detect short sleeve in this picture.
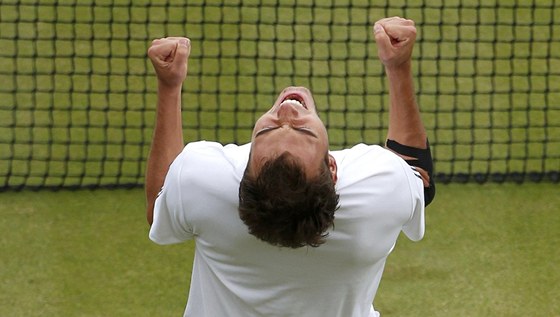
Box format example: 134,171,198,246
401,164,425,241
149,149,195,245
331,144,426,242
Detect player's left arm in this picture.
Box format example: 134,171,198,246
373,17,435,206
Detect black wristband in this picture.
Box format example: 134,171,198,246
386,139,436,206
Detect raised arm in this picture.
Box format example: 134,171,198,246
145,37,191,225
373,17,435,205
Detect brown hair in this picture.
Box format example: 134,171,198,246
238,151,339,248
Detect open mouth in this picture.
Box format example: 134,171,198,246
280,94,307,109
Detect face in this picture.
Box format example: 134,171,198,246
249,86,337,181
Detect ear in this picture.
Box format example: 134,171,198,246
328,154,338,184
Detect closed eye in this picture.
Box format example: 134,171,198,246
255,126,317,138
295,127,318,138
255,126,279,137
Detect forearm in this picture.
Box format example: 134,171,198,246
374,17,435,205
384,62,435,205
145,82,184,225
385,62,427,149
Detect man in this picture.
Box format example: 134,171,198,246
145,17,435,317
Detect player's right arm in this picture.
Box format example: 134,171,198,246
145,37,191,225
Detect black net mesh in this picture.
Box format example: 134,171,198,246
1,0,559,190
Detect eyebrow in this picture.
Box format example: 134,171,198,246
255,127,318,138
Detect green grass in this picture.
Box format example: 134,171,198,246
1,183,559,316
0,189,193,317
376,183,560,316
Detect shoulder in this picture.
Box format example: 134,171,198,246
166,141,250,190
331,143,403,173
182,140,250,156
175,141,250,167
332,143,422,192
331,143,391,158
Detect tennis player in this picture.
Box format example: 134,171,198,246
145,16,435,317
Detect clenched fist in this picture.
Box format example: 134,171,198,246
373,17,417,69
147,37,191,87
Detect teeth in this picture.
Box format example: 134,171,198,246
280,98,306,109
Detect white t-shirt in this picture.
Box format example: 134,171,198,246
150,141,425,317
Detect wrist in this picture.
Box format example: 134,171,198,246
156,81,183,113
384,61,412,77
157,80,183,94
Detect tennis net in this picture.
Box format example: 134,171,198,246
1,0,559,190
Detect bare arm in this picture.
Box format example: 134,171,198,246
374,17,426,148
145,37,191,225
374,17,435,204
